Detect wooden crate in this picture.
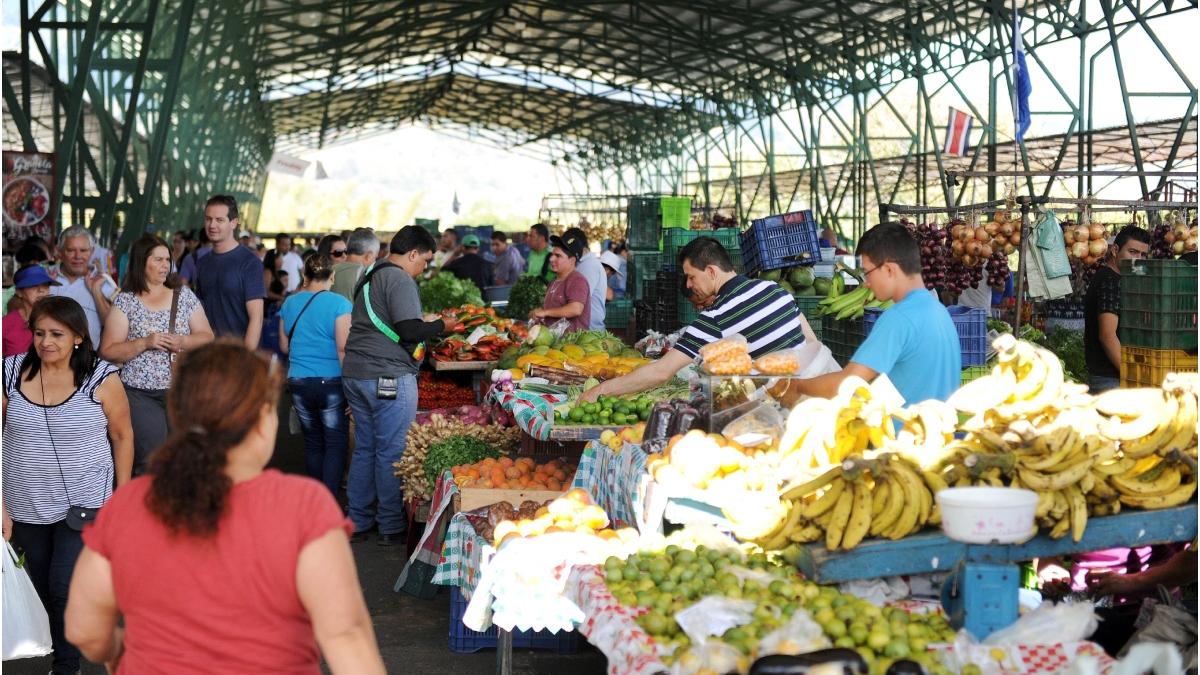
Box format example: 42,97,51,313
519,431,586,459
528,364,589,385
456,487,565,513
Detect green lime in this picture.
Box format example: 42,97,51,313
613,412,627,425
822,619,847,639
639,408,650,421
569,407,585,422
582,414,595,425
884,639,911,659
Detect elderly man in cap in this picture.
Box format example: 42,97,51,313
442,233,492,293
529,231,591,333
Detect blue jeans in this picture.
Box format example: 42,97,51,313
10,519,84,675
343,375,417,535
1089,375,1121,394
289,377,349,498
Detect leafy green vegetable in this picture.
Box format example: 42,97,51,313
419,272,484,313
503,275,548,320
1040,326,1087,383
423,435,500,486
987,318,1012,334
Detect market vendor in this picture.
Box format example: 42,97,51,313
774,222,960,406
1083,224,1151,393
580,237,805,402
528,231,591,332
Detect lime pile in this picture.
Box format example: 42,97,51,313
558,394,655,426
602,546,959,674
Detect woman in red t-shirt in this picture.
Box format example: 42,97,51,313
64,342,385,674
528,232,591,333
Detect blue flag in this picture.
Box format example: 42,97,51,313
1013,10,1032,142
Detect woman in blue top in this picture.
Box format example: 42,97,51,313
279,253,353,497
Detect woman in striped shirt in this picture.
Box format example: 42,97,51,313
2,295,133,675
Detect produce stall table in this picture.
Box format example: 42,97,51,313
794,505,1197,640
570,440,649,528
431,359,497,404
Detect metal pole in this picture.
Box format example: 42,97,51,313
495,628,512,675
1014,199,1030,332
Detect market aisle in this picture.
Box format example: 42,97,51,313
5,398,606,675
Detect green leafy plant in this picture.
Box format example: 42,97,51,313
419,272,484,313
503,275,549,320
422,435,501,486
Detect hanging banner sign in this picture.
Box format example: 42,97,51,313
267,152,311,177
2,151,55,250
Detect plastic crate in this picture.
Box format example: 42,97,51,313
628,250,662,301
1119,260,1197,351
741,210,822,276
448,588,581,654
961,365,990,384
948,305,989,367
1120,346,1198,389
626,197,661,249
635,300,679,335
678,295,700,327
794,295,825,340
605,298,633,329
661,228,742,271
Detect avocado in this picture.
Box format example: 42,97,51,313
777,280,795,295
761,269,783,282
794,285,818,296
813,277,833,296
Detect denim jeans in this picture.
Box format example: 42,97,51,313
1089,375,1121,394
10,519,84,675
343,374,417,535
289,377,349,498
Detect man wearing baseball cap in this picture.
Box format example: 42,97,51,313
443,233,492,293
528,232,591,333
3,264,60,356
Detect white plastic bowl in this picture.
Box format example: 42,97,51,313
935,487,1038,544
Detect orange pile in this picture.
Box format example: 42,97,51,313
450,456,577,491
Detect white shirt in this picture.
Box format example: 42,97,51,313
50,275,118,348
279,251,304,292
576,252,607,331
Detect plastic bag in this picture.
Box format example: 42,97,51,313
700,335,752,375
1118,596,1196,670
1113,642,1187,675
756,609,832,657
983,600,1098,646
721,401,785,448
674,596,757,645
753,350,803,376
2,542,52,660
669,640,749,675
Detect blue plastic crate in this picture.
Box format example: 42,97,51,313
741,210,822,276
948,305,988,367
448,589,581,654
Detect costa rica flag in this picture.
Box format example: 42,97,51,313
943,107,973,157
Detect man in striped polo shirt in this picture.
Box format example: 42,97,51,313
579,237,805,402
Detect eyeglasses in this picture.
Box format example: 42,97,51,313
331,249,347,257
862,264,884,278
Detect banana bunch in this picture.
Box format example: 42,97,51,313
813,282,895,320
777,376,902,472
739,454,940,552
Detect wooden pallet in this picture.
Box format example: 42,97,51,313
432,359,497,371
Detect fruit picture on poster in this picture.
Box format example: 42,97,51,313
2,151,55,250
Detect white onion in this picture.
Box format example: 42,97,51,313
1063,229,1075,244
1088,239,1108,257
1089,224,1106,240
1071,241,1089,258
1173,240,1186,254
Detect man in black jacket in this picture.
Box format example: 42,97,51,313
443,234,492,293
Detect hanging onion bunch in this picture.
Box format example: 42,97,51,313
1061,220,1111,265
948,212,1020,269
904,219,950,292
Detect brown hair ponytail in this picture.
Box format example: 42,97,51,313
145,341,282,537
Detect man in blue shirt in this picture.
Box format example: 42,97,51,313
779,222,960,405
193,195,267,349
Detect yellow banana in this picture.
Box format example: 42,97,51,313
871,480,890,518
787,523,823,543
781,466,844,501
824,488,855,550
1017,456,1094,492
1066,485,1088,542
840,481,873,550
883,466,922,539
1019,427,1080,471
1117,392,1179,458
1034,489,1055,519
1160,392,1198,455
870,477,903,537
1048,512,1071,539
1112,463,1182,497
1119,480,1198,509
801,478,846,519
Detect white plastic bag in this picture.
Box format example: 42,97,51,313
983,600,1098,646
3,542,52,660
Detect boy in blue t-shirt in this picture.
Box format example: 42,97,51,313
777,222,961,405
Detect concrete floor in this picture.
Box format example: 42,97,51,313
8,400,608,675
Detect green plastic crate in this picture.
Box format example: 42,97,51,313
628,250,662,301
961,365,990,384
627,197,661,249
677,294,700,327
662,228,742,271
1119,260,1197,351
794,295,825,341
605,298,633,329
